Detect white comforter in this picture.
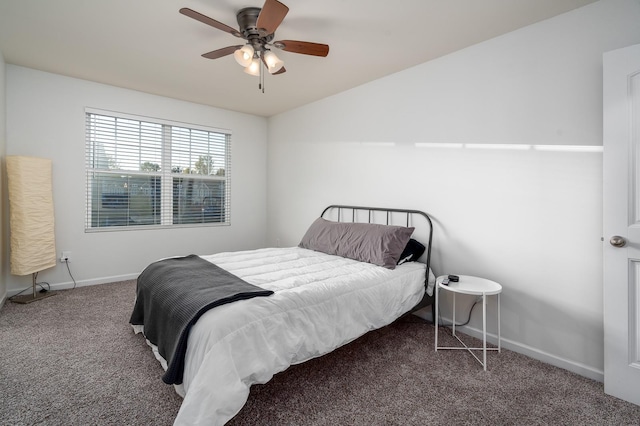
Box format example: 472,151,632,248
151,247,428,425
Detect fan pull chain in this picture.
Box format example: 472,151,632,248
259,57,265,93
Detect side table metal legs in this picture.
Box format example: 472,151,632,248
435,288,501,371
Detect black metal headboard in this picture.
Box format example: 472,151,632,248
320,205,434,295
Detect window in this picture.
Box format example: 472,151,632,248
85,110,230,231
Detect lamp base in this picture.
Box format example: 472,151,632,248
11,291,58,304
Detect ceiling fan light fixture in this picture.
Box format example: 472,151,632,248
234,45,254,67
180,1,330,87
263,50,284,74
244,58,261,76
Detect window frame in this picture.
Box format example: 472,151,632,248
85,108,231,232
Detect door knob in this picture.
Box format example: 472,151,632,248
610,235,627,248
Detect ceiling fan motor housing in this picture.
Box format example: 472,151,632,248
237,7,274,44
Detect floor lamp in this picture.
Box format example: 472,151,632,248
6,156,58,303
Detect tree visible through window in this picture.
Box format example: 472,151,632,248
85,111,230,230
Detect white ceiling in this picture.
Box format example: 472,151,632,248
0,0,597,117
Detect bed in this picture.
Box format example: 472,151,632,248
130,205,436,425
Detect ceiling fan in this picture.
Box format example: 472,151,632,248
179,0,329,83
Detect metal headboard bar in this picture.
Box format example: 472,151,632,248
320,204,434,291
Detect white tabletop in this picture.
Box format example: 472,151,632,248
437,275,502,296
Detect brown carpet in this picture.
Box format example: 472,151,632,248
1,280,639,425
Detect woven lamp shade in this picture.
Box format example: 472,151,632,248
6,156,57,276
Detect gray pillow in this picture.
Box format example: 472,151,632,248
299,217,414,269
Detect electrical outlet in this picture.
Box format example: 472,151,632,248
60,251,71,263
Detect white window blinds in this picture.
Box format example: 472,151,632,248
85,111,230,231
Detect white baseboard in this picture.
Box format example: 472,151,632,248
6,273,139,297
457,324,604,382
413,310,604,383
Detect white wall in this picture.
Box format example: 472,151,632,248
5,66,268,293
267,0,640,380
0,51,6,306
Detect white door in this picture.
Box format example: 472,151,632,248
603,43,640,406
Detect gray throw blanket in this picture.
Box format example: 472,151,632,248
129,255,274,385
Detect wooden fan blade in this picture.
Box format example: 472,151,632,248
202,45,243,60
180,8,242,38
274,40,329,57
256,0,289,35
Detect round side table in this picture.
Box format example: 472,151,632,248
434,275,502,371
